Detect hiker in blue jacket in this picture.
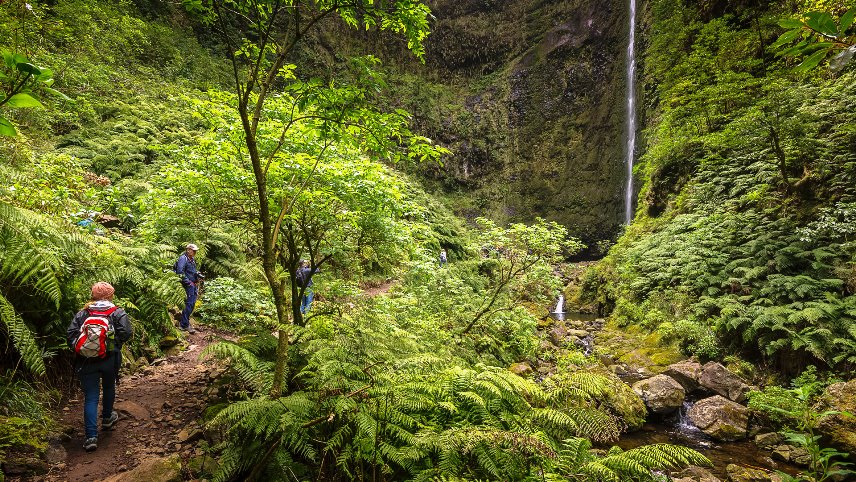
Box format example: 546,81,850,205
297,260,321,315
175,243,202,334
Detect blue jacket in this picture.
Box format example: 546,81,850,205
297,266,320,288
176,253,199,284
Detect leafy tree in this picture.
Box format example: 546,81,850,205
180,0,442,397
462,218,584,335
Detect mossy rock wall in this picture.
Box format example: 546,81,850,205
321,0,631,245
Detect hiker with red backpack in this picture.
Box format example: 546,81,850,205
66,282,132,453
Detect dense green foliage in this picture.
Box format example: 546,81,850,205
748,367,854,481
584,0,856,373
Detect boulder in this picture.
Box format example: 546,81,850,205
665,359,703,392
753,432,784,450
1,454,48,477
632,374,685,414
672,465,721,482
102,455,182,482
567,329,590,338
816,379,856,455
699,362,751,402
509,362,533,376
187,454,220,478
688,395,749,441
549,325,568,345
44,442,66,465
159,335,180,349
771,444,811,466
725,464,782,482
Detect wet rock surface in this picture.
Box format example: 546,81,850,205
688,395,749,441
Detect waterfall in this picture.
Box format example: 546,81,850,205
624,0,637,225
553,295,565,314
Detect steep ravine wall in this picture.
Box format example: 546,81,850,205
304,0,631,246
404,0,630,246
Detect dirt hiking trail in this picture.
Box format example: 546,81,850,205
41,329,224,482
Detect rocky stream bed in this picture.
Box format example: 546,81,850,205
524,312,855,482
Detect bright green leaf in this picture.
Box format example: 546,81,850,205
778,18,803,29
805,12,837,36
43,87,71,101
15,62,41,76
6,93,43,108
36,68,53,82
840,8,856,34
771,28,802,48
794,48,829,72
0,116,16,136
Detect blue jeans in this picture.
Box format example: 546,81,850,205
78,354,117,438
300,288,314,315
181,282,197,328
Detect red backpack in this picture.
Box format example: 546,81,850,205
74,306,117,358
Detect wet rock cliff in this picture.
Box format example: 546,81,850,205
312,0,631,246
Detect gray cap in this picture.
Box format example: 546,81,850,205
186,243,199,251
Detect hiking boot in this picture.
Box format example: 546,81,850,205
102,411,119,430
188,327,197,334
83,437,98,452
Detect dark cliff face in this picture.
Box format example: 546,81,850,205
411,0,630,245
305,0,630,246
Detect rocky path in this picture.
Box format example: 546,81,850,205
40,329,224,482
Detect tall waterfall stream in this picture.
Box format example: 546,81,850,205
624,0,637,225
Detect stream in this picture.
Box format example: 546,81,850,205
547,312,802,478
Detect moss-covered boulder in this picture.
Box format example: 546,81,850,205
187,454,220,478
688,395,749,441
816,379,856,455
103,455,181,482
725,464,783,482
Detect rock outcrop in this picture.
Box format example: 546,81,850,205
632,374,685,414
699,362,750,403
688,395,749,441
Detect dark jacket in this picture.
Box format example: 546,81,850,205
67,301,133,356
297,266,320,288
175,253,199,284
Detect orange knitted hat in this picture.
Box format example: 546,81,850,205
90,281,115,300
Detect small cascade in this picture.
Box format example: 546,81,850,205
553,294,565,314
624,0,637,225
574,335,594,356
674,399,710,446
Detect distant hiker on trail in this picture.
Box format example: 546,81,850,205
67,282,132,453
175,243,202,334
297,259,320,315
439,249,448,267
